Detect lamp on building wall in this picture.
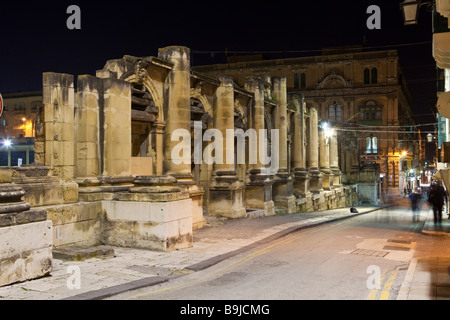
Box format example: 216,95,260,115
400,0,434,25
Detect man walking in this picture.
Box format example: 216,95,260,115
428,180,446,224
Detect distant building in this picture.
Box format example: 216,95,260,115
0,91,41,166
194,48,419,193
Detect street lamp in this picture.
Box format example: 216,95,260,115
321,121,333,144
400,0,434,25
2,139,12,148
427,133,434,142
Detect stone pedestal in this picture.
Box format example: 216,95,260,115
11,164,72,207
173,175,205,230
293,169,313,212
245,169,275,216
272,172,296,214
208,173,246,219
102,176,193,251
0,184,52,287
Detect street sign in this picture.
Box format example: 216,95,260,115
0,93,3,118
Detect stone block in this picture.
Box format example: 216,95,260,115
0,220,53,287
101,198,193,251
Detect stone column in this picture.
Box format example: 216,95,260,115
151,121,165,175
307,107,323,194
244,77,274,216
99,77,134,198
208,76,246,218
158,46,192,181
290,94,312,211
42,72,78,203
271,77,295,214
329,132,342,187
75,75,102,201
319,128,332,190
159,46,205,228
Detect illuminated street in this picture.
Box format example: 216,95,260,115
108,204,450,300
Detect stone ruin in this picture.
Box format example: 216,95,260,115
0,46,357,286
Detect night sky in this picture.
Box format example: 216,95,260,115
0,0,436,125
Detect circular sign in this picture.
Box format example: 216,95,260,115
0,93,3,118
437,91,450,119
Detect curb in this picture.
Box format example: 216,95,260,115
396,258,418,300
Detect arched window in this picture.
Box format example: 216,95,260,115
366,137,372,154
371,68,378,84
366,136,378,154
300,73,306,88
364,68,370,84
336,104,342,123
294,73,300,88
328,105,335,121
328,102,342,124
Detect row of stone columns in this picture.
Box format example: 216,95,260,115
72,46,341,220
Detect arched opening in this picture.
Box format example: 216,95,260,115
130,82,159,175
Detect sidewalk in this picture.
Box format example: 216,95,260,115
397,208,450,300
0,206,381,300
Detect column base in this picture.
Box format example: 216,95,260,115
331,167,342,188
309,169,323,194
208,173,246,219
320,169,333,190
273,172,296,214
245,171,275,216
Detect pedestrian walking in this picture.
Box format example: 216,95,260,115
409,188,421,222
427,180,445,224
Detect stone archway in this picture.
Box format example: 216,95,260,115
123,73,164,175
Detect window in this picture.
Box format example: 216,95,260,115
300,73,306,88
364,67,378,84
294,73,306,89
366,136,378,154
359,101,382,123
364,68,370,84
328,102,342,124
294,73,300,88
371,68,378,84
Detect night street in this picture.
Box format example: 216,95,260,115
1,0,450,304
107,203,450,300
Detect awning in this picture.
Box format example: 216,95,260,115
433,169,450,190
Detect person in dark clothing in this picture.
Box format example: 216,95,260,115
409,189,421,222
428,181,446,224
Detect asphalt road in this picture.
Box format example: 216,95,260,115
107,206,428,301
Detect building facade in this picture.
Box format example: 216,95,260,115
194,48,419,198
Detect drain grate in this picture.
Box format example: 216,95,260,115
351,249,389,257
